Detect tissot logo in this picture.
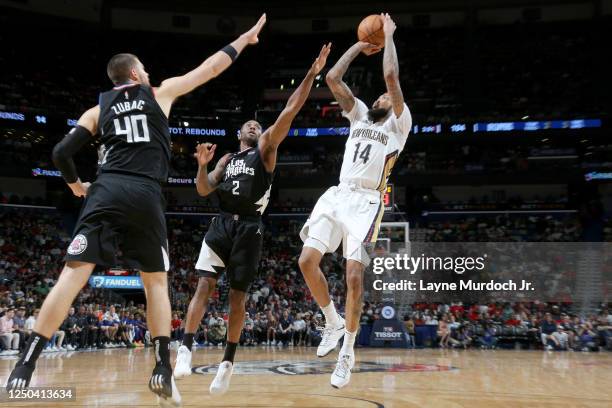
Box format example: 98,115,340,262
193,360,455,376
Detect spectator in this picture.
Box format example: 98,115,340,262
540,313,558,350
277,310,293,347
292,313,307,346
0,308,20,354
171,312,183,341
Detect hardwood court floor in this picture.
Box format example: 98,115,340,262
1,346,611,407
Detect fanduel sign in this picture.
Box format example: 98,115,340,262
88,276,143,289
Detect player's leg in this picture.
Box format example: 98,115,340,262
140,271,180,407
182,277,216,345
123,180,181,408
174,276,216,379
175,220,230,379
209,288,247,395
209,218,260,395
5,261,95,390
331,255,365,389
298,245,346,356
299,189,347,357
298,247,331,310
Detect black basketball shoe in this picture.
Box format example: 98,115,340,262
148,364,181,408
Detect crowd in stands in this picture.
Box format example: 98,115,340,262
1,207,611,356
396,302,611,351
419,213,582,242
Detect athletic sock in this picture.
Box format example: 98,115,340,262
222,342,238,363
341,330,357,354
182,333,195,350
321,301,341,327
153,336,171,369
18,332,48,367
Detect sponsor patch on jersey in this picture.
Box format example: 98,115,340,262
67,234,88,255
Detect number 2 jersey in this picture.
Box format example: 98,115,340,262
339,98,412,192
97,84,171,182
215,147,273,217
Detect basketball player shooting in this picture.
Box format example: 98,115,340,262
298,13,412,388
4,14,267,408
172,43,331,394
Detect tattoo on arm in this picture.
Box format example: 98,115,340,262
383,38,404,116
326,43,363,113
207,166,224,188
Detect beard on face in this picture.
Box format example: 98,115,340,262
367,107,389,122
241,133,258,147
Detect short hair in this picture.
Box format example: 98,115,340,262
106,53,139,85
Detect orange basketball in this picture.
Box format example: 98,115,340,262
357,14,385,47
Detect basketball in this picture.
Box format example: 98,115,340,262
357,14,385,47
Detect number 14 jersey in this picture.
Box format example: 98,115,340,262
339,98,412,192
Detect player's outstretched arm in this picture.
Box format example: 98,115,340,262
325,41,379,113
52,105,100,198
194,143,231,197
156,13,266,104
258,43,331,172
381,13,404,117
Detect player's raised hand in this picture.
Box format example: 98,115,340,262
194,143,217,166
358,41,382,56
310,43,332,74
242,13,267,45
381,13,396,37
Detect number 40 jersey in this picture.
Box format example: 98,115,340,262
339,98,412,192
97,84,171,182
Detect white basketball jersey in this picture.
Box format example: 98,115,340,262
339,98,412,192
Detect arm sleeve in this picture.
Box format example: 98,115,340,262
51,125,93,183
342,98,369,123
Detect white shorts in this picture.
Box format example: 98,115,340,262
299,183,384,265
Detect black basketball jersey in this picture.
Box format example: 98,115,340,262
97,84,171,182
216,147,273,217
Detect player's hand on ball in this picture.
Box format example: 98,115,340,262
310,43,332,74
242,13,267,44
194,143,216,166
381,13,396,37
358,41,382,56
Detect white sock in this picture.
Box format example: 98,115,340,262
321,301,340,327
341,330,357,354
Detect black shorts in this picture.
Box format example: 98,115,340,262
65,172,168,272
195,213,263,292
